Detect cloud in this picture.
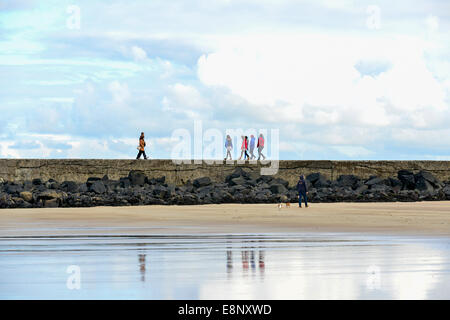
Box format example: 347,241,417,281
425,15,439,32
108,80,130,103
9,140,41,150
130,45,147,61
197,33,448,130
0,0,36,11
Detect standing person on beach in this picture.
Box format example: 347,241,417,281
249,135,256,160
297,175,308,208
257,133,266,160
224,135,233,160
136,132,148,160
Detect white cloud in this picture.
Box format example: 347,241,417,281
108,81,130,104
162,83,211,119
197,33,448,128
425,15,439,32
131,45,148,61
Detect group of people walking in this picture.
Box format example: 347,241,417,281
224,134,266,161
136,131,267,161
136,131,307,208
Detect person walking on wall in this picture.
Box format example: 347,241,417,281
249,134,256,160
244,136,250,160
238,135,248,160
224,135,233,160
136,132,148,160
297,175,309,208
257,133,266,160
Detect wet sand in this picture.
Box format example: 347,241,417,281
0,202,449,236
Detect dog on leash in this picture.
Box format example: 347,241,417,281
277,202,291,209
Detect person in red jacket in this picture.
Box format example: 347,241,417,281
257,133,266,160
238,135,249,160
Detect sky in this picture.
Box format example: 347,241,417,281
0,0,449,160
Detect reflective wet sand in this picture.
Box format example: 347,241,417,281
1,232,449,299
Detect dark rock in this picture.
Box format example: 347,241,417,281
337,175,360,189
230,185,246,195
32,178,43,185
48,181,60,190
153,185,168,198
270,178,289,188
370,184,390,192
269,184,288,194
5,184,23,195
443,185,450,200
246,171,261,181
61,181,79,193
89,181,106,194
155,176,166,184
229,176,247,186
193,177,212,188
87,177,101,183
398,170,416,190
388,178,402,187
120,177,131,188
79,183,89,193
355,185,369,193
23,181,33,191
128,170,146,186
415,178,434,192
306,172,330,188
306,172,329,188
415,171,443,189
365,177,384,186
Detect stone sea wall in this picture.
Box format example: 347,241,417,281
1,159,450,208
1,159,449,186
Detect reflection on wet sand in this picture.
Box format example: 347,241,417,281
137,243,147,282
227,240,265,280
0,233,449,299
138,253,146,282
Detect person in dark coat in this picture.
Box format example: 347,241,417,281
296,175,308,208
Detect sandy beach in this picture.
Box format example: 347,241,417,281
0,201,449,237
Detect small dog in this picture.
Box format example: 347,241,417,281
277,203,283,209
286,202,290,208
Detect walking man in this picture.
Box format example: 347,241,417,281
136,132,148,159
296,175,308,208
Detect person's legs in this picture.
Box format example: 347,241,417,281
136,150,143,159
259,147,266,160
250,147,255,159
298,193,303,207
143,151,148,160
303,192,308,207
257,147,261,160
